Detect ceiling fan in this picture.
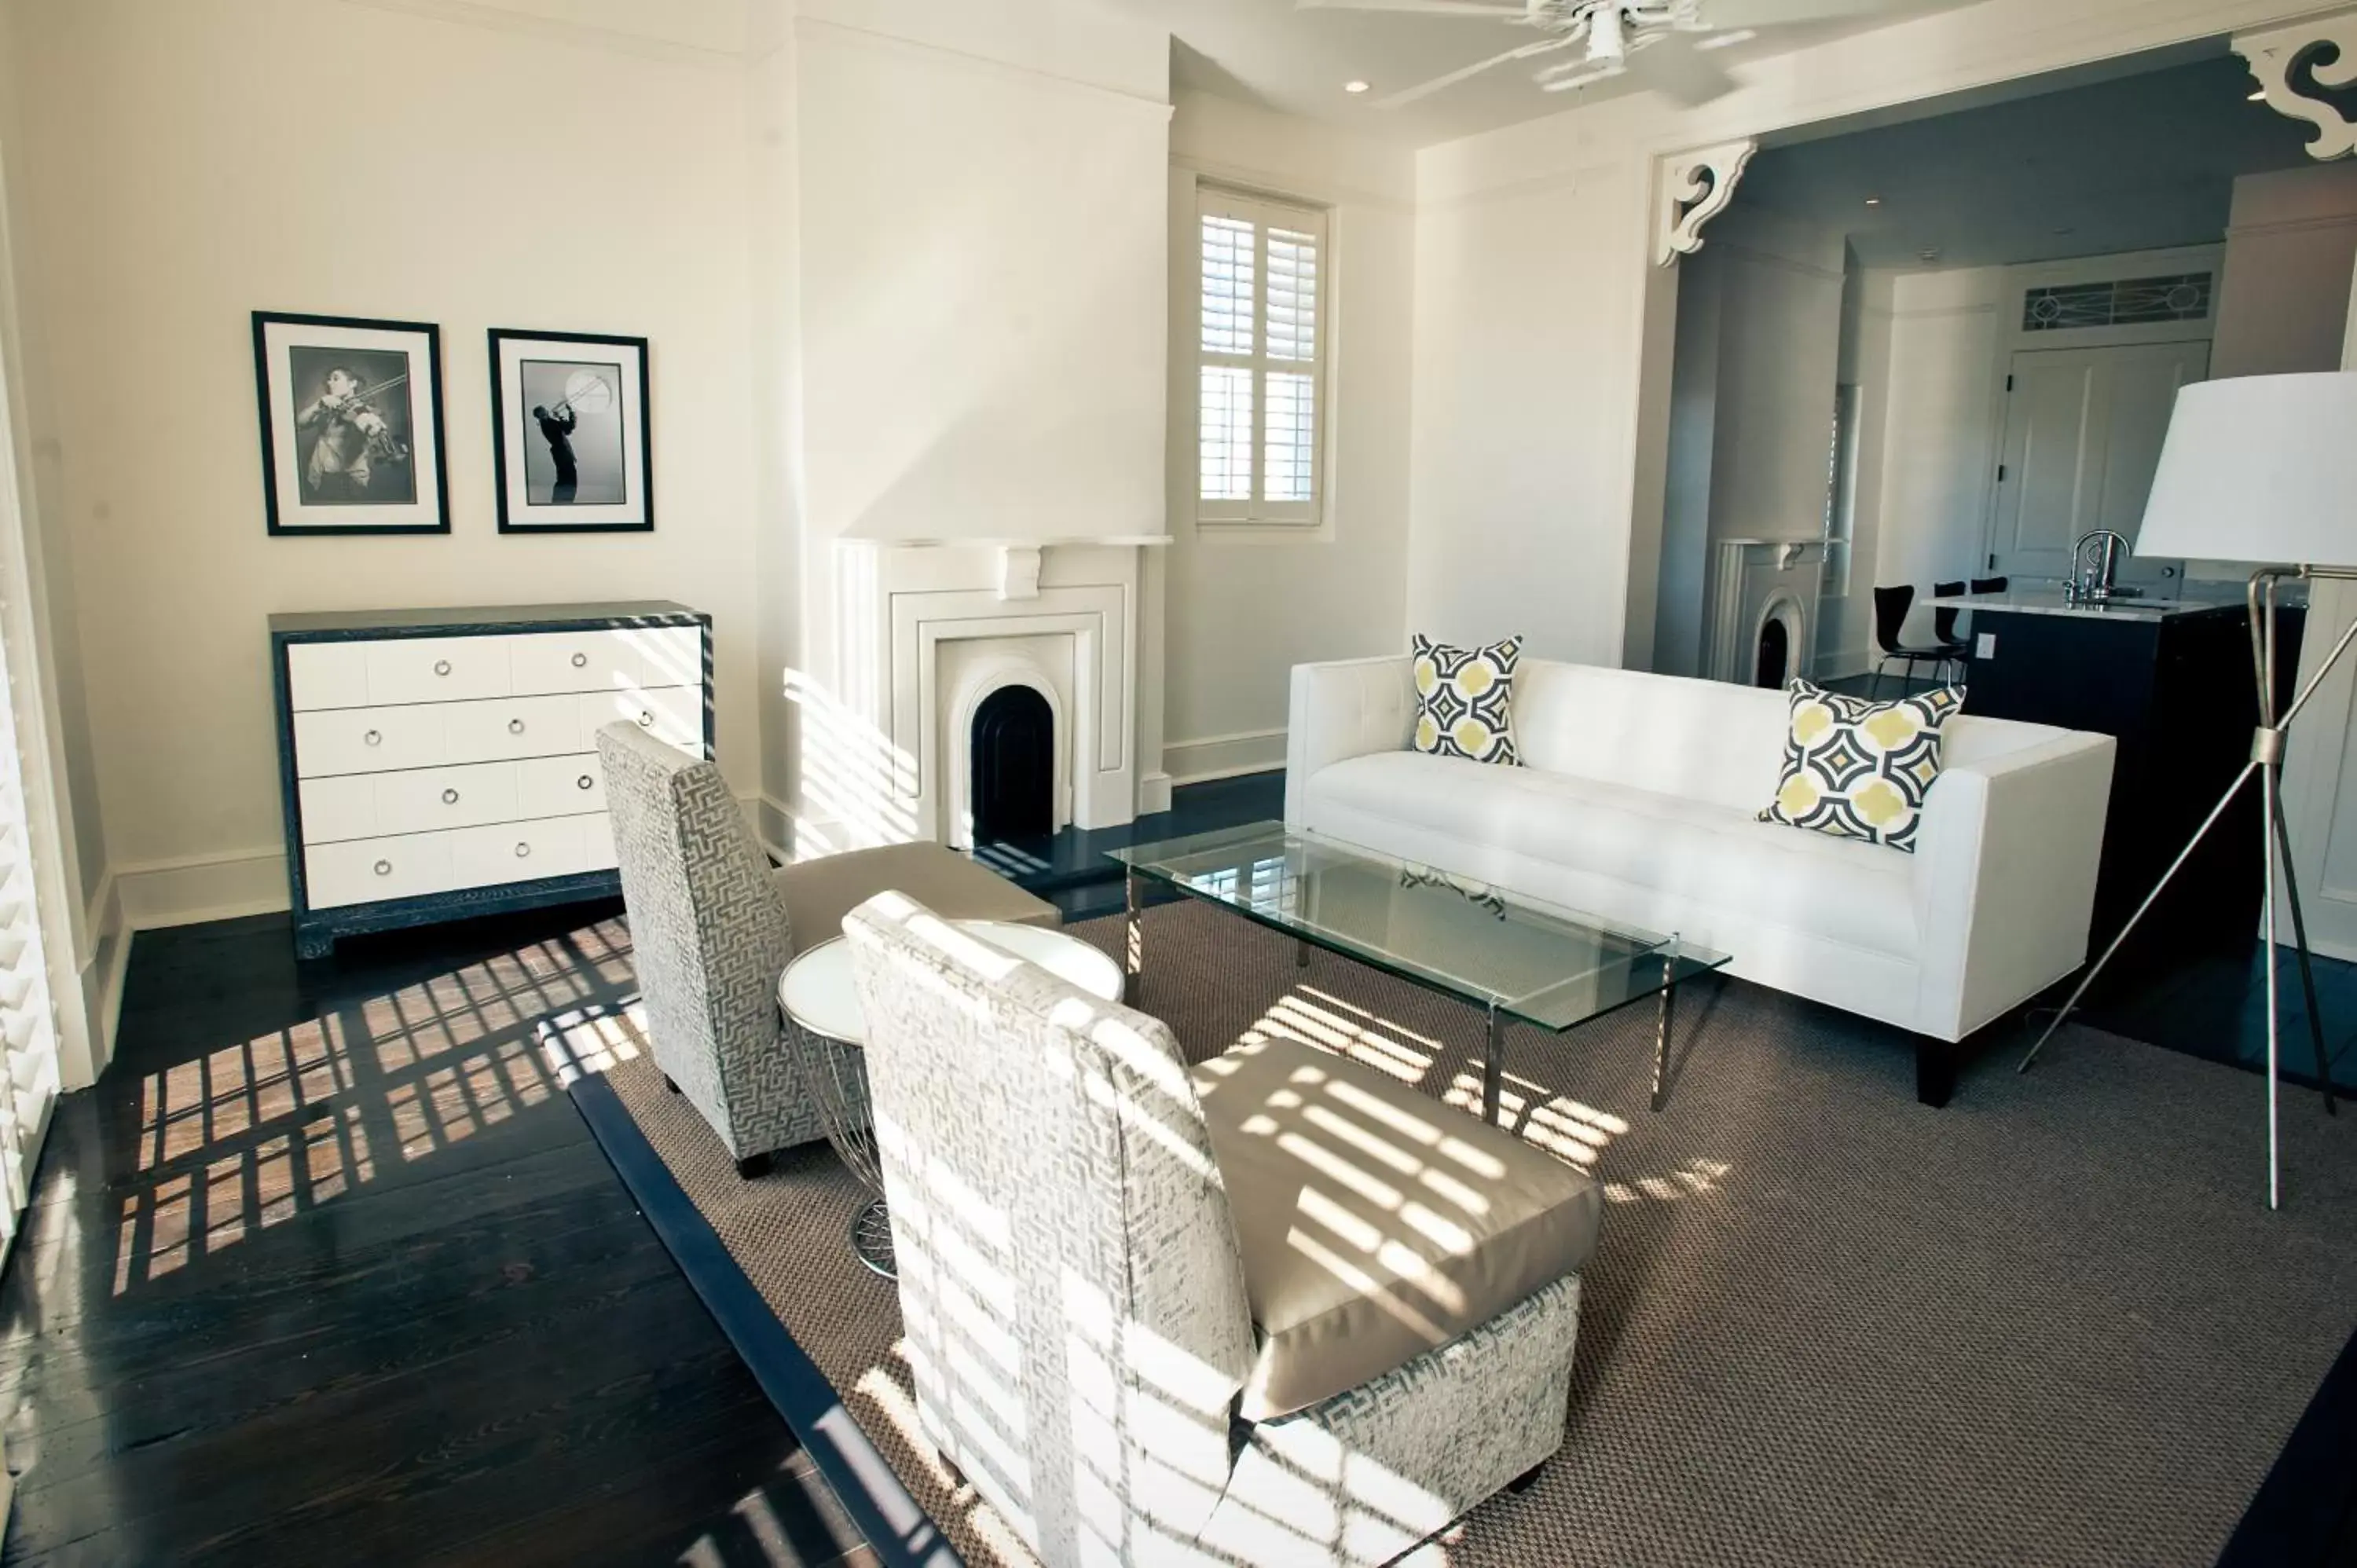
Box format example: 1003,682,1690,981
1298,0,1907,108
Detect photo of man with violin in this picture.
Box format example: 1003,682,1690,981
287,346,416,506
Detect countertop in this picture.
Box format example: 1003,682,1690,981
1924,587,2247,624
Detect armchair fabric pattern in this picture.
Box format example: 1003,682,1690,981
844,892,1586,1567
598,721,849,1159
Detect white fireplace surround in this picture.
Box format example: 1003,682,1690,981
834,535,1167,848
1707,538,1824,687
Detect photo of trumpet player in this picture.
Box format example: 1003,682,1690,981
286,346,416,506
519,357,625,507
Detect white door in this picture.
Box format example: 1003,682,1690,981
1987,340,2209,585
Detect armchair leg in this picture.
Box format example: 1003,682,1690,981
664,1074,680,1095
1507,1463,1545,1495
735,1151,774,1180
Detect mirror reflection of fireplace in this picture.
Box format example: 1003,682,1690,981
970,685,1054,844
1757,617,1789,689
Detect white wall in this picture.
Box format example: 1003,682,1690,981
9,0,760,934
1406,0,2331,676
1163,90,1414,783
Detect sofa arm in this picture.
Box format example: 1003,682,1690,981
1285,656,1417,824
1912,730,2117,1042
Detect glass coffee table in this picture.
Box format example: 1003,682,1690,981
1109,822,1730,1123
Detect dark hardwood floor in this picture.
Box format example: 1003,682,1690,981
0,900,869,1566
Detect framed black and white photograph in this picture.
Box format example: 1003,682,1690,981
252,311,449,535
488,328,652,533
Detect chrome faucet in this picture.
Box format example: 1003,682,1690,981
2064,529,2139,604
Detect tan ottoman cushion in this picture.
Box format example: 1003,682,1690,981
1193,1033,1603,1421
772,840,1059,950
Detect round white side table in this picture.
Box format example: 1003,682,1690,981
777,919,1123,1277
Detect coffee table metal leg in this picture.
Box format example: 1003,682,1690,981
1124,868,1144,1006
1296,937,1310,969
1483,1004,1505,1126
1652,979,1677,1113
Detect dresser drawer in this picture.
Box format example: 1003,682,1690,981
519,753,605,819
294,705,447,777
448,815,597,887
286,643,371,711
508,631,641,698
365,636,512,705
581,812,617,871
583,684,702,753
444,694,587,764
299,762,526,843
631,625,705,691
305,833,457,910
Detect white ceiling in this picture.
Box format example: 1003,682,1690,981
1736,53,2319,268
1106,0,1977,147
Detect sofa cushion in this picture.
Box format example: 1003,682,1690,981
1305,749,1919,960
1412,633,1523,765
1192,1033,1603,1421
1758,680,1965,853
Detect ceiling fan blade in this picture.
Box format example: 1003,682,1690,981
1699,0,1912,25
1378,34,1582,105
1539,62,1625,93
1295,0,1533,16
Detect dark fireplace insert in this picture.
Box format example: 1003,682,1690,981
970,685,1054,844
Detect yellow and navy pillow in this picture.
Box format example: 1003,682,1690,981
1411,633,1521,766
1758,679,1964,852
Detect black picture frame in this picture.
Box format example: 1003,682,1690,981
488,328,654,533
252,310,450,536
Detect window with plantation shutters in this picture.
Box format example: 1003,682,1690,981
1196,185,1328,525
0,646,57,1255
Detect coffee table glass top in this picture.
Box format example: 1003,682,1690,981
1109,822,1729,1033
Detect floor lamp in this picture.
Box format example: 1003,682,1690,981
2018,371,2357,1211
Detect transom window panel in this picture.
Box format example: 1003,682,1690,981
1195,185,1329,525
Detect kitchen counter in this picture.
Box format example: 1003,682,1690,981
1926,587,2242,623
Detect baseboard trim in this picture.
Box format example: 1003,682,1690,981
1165,727,1285,786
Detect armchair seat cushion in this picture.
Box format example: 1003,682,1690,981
772,841,1059,949
1192,1035,1604,1421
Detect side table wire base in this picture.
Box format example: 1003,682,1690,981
783,1010,896,1280
852,1198,896,1277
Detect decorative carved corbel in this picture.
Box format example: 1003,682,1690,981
1655,138,1756,266
2235,14,2357,161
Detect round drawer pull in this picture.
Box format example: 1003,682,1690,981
364,729,382,746
514,842,532,859
570,652,588,669
373,859,392,877
508,718,526,735
636,710,654,728
434,659,452,676
576,774,594,791
442,788,460,804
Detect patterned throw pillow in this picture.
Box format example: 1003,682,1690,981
1758,680,1964,852
1411,634,1522,765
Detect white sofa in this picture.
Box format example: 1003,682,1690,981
1285,655,2117,1104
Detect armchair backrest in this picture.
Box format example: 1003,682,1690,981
596,722,791,1129
843,892,1255,1566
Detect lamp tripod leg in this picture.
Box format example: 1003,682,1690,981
2268,803,2339,1115
2264,760,2283,1211
2018,760,2259,1073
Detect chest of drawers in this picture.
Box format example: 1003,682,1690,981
269,602,713,958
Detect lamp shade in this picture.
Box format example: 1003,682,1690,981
2135,372,2357,566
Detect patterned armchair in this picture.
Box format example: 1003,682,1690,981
598,721,845,1174
845,891,1600,1567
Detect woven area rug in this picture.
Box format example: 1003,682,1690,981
552,900,2357,1568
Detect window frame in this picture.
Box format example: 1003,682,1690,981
1193,182,1331,530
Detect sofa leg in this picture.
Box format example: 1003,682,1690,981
1507,1463,1545,1495
1915,1039,1957,1108
735,1151,773,1180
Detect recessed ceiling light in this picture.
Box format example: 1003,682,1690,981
1344,79,1371,94
1864,196,1882,207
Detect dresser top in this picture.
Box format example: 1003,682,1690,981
269,601,705,637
